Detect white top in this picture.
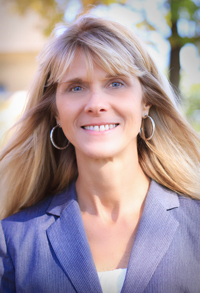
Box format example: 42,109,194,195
98,268,127,293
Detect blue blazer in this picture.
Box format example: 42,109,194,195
0,180,200,292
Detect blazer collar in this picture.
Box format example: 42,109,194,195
46,181,77,216
46,182,102,293
46,180,180,293
46,180,179,217
122,180,179,292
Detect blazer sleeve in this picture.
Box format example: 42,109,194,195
0,221,16,292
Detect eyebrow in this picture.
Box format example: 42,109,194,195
60,78,85,85
60,74,129,85
105,74,128,79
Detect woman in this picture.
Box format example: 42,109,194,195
0,15,200,293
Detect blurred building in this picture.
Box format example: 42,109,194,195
0,0,47,93
0,0,47,144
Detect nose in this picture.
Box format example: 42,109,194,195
84,90,109,115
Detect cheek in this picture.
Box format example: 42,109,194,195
123,104,143,134
58,116,74,143
55,101,80,140
56,98,71,122
120,99,143,120
59,110,73,131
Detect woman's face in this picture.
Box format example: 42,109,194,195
56,50,150,160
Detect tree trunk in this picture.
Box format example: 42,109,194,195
169,21,181,92
169,45,181,92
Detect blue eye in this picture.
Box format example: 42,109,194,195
71,86,82,92
110,81,123,88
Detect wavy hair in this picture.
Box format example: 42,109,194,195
0,15,200,219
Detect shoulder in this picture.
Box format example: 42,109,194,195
151,180,200,210
153,180,200,230
173,194,200,228
3,194,54,223
0,181,77,236
149,180,200,224
178,194,200,210
145,181,200,254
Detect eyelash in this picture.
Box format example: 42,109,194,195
68,80,124,92
108,81,124,88
69,85,83,92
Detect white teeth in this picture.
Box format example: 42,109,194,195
83,124,118,131
100,125,105,131
94,125,99,131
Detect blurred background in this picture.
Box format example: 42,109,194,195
0,0,200,148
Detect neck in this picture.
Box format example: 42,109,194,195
75,148,150,222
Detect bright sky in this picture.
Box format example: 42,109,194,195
1,0,200,143
64,0,200,88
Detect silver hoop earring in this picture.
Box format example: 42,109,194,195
139,114,155,141
50,124,70,150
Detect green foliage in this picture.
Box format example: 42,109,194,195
166,0,200,48
5,0,200,91
183,84,200,132
6,0,66,35
169,0,199,21
136,19,156,32
6,0,127,35
82,0,125,5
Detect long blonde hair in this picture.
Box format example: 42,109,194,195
0,15,200,219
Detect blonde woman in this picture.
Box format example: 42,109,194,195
0,15,200,293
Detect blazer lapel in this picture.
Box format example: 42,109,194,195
46,180,180,293
46,183,102,293
122,181,180,293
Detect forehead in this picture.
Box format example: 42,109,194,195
66,49,91,78
59,48,131,84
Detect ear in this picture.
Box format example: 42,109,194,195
142,102,151,117
54,104,60,125
55,115,61,125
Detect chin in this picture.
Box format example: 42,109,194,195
77,145,120,160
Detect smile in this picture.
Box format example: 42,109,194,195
82,124,119,131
